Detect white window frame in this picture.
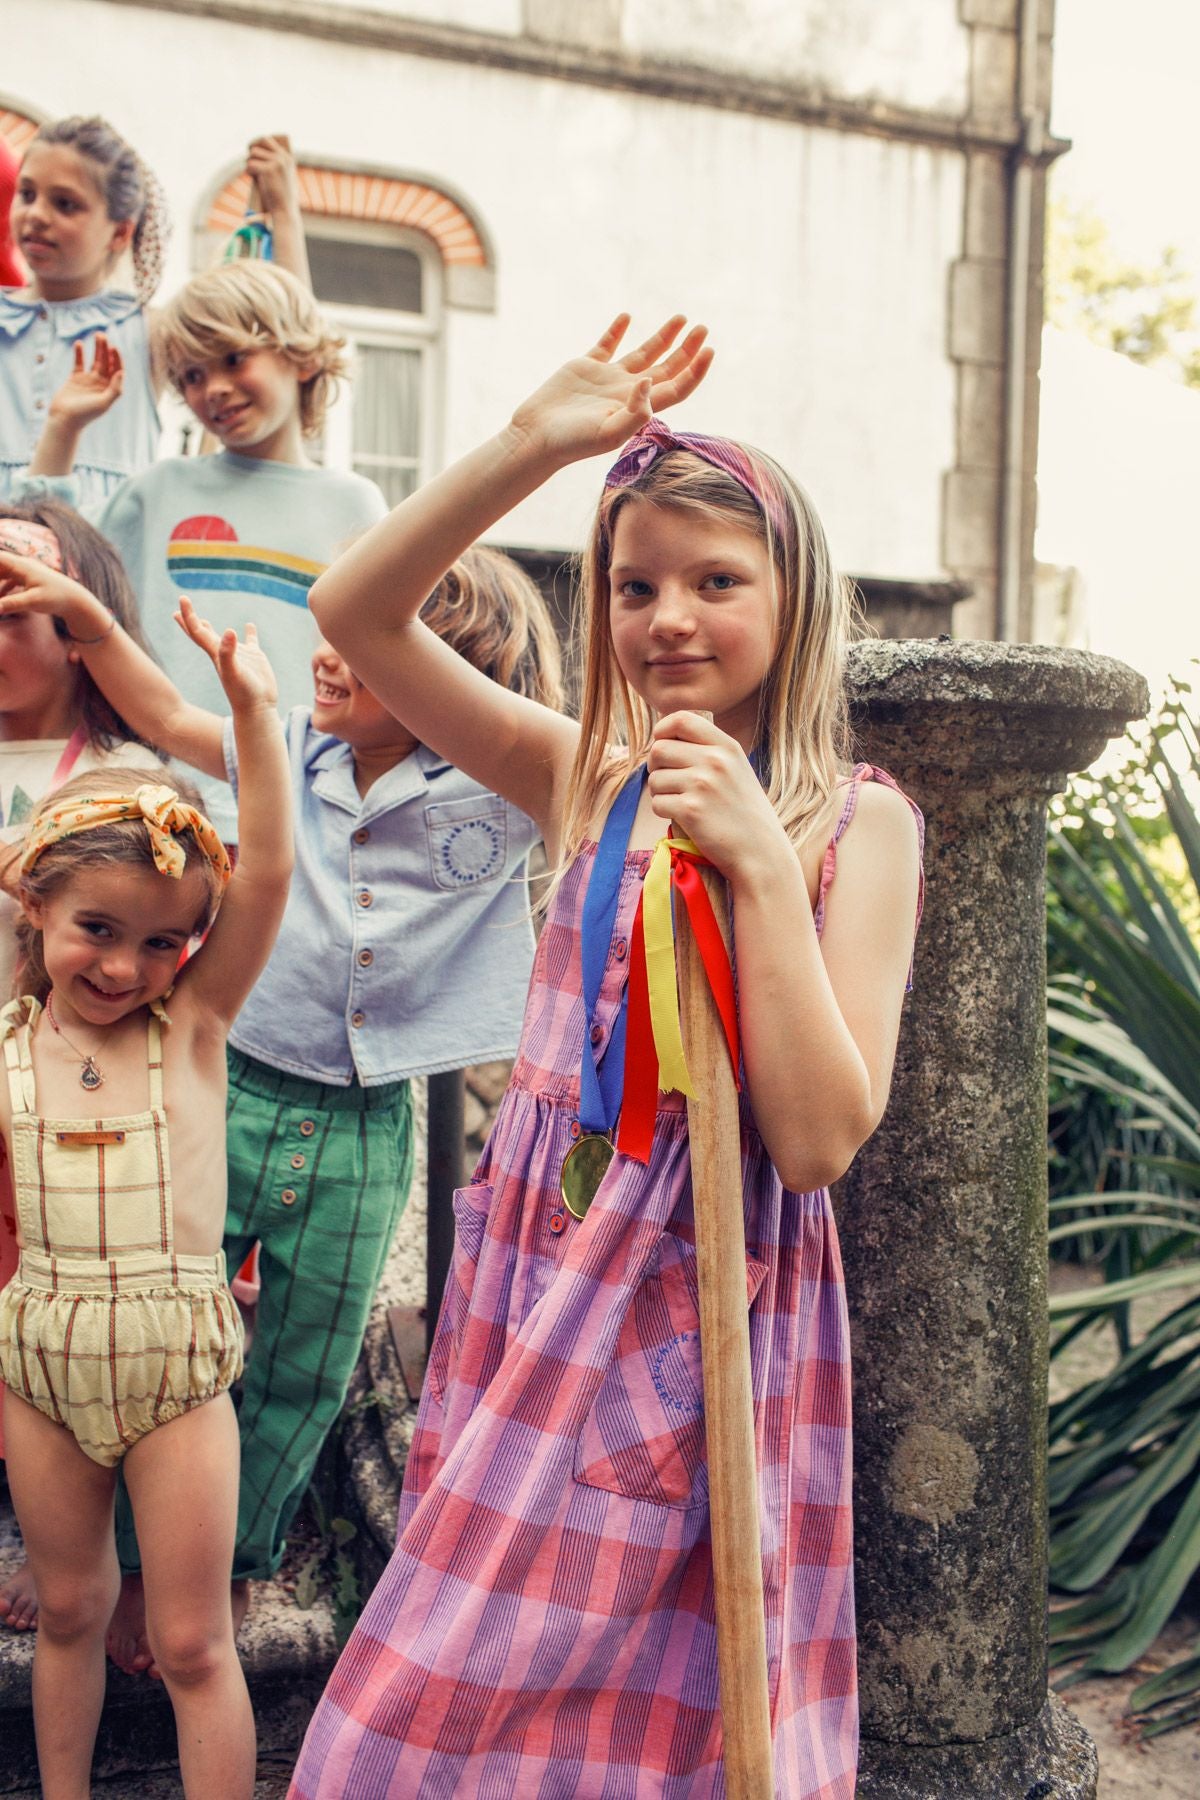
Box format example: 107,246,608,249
307,218,443,499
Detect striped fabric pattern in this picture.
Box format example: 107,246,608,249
0,999,243,1467
291,768,921,1799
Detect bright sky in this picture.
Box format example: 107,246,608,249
1051,0,1200,274
1036,0,1200,700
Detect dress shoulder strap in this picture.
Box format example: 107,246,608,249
1,996,41,1117
146,1010,165,1110
812,765,926,987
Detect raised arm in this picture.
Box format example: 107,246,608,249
244,136,311,288
0,555,226,778
28,337,124,479
176,620,292,1027
308,315,713,845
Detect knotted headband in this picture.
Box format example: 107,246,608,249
20,783,232,887
603,417,791,542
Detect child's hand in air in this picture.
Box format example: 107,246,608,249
507,316,713,467
176,596,279,713
0,549,111,643
647,711,789,883
48,335,124,430
245,134,299,218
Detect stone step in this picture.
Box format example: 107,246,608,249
0,1497,337,1795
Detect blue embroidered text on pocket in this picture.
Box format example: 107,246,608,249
425,798,508,891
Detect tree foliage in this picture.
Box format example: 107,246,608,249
1046,198,1200,387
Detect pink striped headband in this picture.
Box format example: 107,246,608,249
603,418,791,542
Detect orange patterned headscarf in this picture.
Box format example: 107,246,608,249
19,784,232,887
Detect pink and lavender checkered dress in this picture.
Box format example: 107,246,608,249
292,766,921,1799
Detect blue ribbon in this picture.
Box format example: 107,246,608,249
578,766,646,1134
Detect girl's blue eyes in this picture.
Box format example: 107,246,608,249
618,574,739,598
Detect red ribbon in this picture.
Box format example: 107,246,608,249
617,843,741,1163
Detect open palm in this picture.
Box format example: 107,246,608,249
176,597,278,710
508,316,713,464
51,335,125,427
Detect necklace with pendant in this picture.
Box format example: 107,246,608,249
46,992,105,1091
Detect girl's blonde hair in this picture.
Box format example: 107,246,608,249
558,443,858,871
14,769,221,1004
160,263,347,436
422,545,564,709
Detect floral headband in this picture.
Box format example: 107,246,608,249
603,418,791,542
20,783,232,888
0,518,74,576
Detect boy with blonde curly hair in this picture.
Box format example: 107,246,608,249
24,262,385,839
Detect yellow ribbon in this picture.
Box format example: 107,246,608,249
19,784,232,888
642,833,699,1098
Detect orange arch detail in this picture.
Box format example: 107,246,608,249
0,110,39,155
207,167,486,268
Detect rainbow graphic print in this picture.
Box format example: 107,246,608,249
166,516,324,607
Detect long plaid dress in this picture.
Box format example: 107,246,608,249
292,768,919,1799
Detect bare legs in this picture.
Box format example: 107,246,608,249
3,1389,119,1800
124,1393,255,1798
5,1390,254,1800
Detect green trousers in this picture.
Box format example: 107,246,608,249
118,1049,414,1581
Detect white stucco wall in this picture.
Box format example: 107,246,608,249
6,0,965,580
624,0,969,112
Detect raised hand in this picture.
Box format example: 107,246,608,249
48,335,124,430
0,549,110,641
175,596,278,712
507,316,713,466
244,134,299,218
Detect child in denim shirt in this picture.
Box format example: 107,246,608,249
0,537,562,1660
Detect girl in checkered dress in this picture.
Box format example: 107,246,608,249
292,317,924,1797
0,610,291,1799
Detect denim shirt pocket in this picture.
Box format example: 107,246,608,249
425,797,508,891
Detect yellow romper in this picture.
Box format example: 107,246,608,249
0,997,243,1467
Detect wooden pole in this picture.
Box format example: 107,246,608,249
677,860,774,1798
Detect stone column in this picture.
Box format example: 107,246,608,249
840,641,1147,1798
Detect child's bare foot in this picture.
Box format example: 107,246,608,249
231,1577,252,1637
0,1559,37,1630
106,1572,158,1677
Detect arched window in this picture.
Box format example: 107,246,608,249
0,107,40,156
202,164,494,506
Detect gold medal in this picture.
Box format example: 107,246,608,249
560,1133,615,1220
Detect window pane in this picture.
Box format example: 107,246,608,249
353,344,421,464
309,237,423,313
357,463,419,507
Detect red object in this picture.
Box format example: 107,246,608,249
0,135,26,287
617,841,741,1165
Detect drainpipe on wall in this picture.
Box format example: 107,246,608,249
999,0,1047,642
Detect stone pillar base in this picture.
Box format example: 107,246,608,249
858,1693,1097,1799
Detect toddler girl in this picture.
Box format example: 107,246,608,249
289,317,924,1797
0,618,290,1798
2,117,306,508
0,498,162,1631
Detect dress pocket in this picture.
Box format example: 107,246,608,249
575,1230,769,1508
425,1182,492,1404
425,797,508,891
